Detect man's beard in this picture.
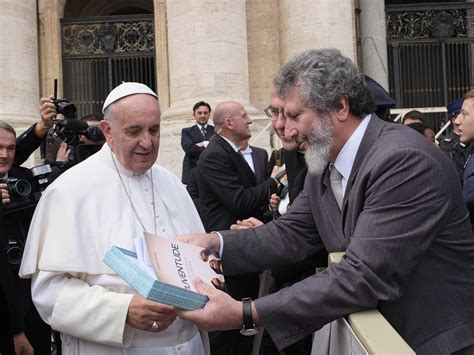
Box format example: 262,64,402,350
303,115,334,175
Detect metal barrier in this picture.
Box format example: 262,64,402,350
311,252,415,355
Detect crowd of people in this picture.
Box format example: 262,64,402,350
1,48,473,355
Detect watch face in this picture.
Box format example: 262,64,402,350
240,328,259,336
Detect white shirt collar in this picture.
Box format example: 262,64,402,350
196,123,208,130
333,114,371,193
240,146,253,155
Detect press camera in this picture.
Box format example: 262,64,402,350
2,164,53,266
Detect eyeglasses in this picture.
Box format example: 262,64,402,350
228,113,250,120
264,106,283,120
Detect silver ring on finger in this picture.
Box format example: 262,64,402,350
151,320,160,330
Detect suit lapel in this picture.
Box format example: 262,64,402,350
191,125,202,142
251,149,263,183
343,116,384,203
215,136,257,185
205,125,215,140
341,116,385,229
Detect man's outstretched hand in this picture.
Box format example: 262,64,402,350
176,278,242,331
176,233,221,253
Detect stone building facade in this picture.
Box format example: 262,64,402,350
0,0,388,177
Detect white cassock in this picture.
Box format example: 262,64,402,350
19,144,209,355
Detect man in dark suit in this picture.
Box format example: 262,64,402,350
181,101,215,184
440,98,472,182
238,138,270,184
456,90,474,227
177,49,474,355
196,101,278,355
0,120,51,355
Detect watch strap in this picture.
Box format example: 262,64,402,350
242,297,254,330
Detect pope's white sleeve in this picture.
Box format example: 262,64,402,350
31,271,134,347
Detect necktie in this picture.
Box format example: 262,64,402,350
329,165,343,210
201,126,206,139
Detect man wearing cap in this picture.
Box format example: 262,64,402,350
439,98,471,181
19,83,209,354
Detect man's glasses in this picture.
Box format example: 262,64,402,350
228,113,250,120
264,106,283,120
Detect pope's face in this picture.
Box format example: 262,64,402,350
100,94,161,174
0,128,16,178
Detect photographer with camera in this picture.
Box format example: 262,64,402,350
13,96,56,167
28,95,105,184
0,120,51,355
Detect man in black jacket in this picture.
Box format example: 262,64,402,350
0,120,51,355
181,101,215,184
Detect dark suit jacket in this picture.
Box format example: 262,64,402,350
181,124,215,184
440,131,472,183
14,124,43,166
197,135,277,232
249,145,270,184
221,116,474,354
270,149,308,204
463,155,474,225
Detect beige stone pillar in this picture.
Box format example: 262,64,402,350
246,0,281,111
279,0,356,63
0,0,39,126
153,0,170,110
163,0,256,122
38,0,67,98
359,0,389,90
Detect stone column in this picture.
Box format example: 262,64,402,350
359,0,389,90
38,0,67,98
163,0,256,122
279,0,356,63
153,0,170,110
0,0,39,126
246,0,281,111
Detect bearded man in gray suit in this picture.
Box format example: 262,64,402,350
176,48,474,355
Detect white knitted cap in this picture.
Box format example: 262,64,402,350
102,82,157,113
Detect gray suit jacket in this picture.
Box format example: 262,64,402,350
221,116,474,354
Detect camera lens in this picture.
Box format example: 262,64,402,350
11,179,32,196
6,245,23,265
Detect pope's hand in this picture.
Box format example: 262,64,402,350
176,233,220,253
176,278,242,331
126,294,177,333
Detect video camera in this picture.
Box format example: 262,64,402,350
50,79,105,149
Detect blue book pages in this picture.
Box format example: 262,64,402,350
103,246,208,310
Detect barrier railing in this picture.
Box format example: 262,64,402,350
311,252,415,355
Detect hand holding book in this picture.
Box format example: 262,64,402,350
103,232,225,310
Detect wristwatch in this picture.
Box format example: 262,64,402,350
240,297,259,336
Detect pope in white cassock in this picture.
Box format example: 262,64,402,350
19,83,209,354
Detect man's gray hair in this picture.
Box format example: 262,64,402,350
273,48,376,117
0,120,16,136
